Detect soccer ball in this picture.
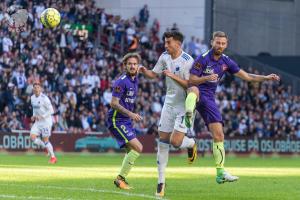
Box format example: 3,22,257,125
40,8,61,28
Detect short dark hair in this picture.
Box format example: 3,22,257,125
163,31,184,43
122,52,141,64
212,31,228,40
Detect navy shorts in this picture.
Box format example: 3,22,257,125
106,119,136,148
196,95,223,126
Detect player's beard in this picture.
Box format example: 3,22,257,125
213,47,224,56
127,68,138,77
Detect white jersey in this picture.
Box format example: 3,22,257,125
31,93,54,126
153,51,194,107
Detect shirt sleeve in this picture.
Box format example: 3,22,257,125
112,79,125,98
152,54,167,74
183,57,194,80
42,96,54,118
190,55,205,76
225,57,240,74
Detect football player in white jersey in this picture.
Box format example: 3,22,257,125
140,31,197,197
30,80,57,164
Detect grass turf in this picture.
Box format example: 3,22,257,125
0,153,299,200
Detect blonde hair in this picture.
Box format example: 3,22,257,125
122,52,141,65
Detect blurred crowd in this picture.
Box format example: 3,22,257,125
0,0,299,139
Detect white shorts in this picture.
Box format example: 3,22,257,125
30,123,52,138
158,104,193,133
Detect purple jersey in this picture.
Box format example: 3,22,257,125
107,74,138,122
190,49,240,96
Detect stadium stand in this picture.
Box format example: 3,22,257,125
0,0,299,139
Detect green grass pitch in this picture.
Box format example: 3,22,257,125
0,153,299,200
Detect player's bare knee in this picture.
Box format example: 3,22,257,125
188,86,199,98
43,137,49,143
136,144,143,153
170,138,182,148
158,133,170,143
30,135,36,141
213,132,224,142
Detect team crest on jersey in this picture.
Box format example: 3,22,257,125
114,86,121,93
222,64,228,71
193,62,202,69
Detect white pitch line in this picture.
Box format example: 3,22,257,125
0,183,167,200
0,194,74,200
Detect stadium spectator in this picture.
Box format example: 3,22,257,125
0,0,298,140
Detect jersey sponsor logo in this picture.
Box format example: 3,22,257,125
175,66,180,71
204,66,214,74
125,98,135,103
114,86,121,93
126,90,135,96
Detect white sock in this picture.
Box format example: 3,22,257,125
33,138,46,148
45,142,55,157
157,140,169,184
179,136,195,149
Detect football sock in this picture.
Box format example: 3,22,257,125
157,140,170,183
185,92,197,113
119,149,140,178
213,142,225,176
179,136,195,149
45,141,55,157
33,138,46,148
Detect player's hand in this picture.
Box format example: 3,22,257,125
129,113,143,122
139,66,147,74
32,116,42,122
266,74,280,81
205,74,218,82
31,116,36,122
162,69,174,78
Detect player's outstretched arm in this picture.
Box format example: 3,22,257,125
188,74,219,86
139,66,158,79
110,97,142,122
234,69,280,82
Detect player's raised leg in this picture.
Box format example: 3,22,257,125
209,122,239,184
114,138,142,190
185,86,199,128
170,129,197,164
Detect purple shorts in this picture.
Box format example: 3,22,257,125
196,94,223,126
106,119,136,148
